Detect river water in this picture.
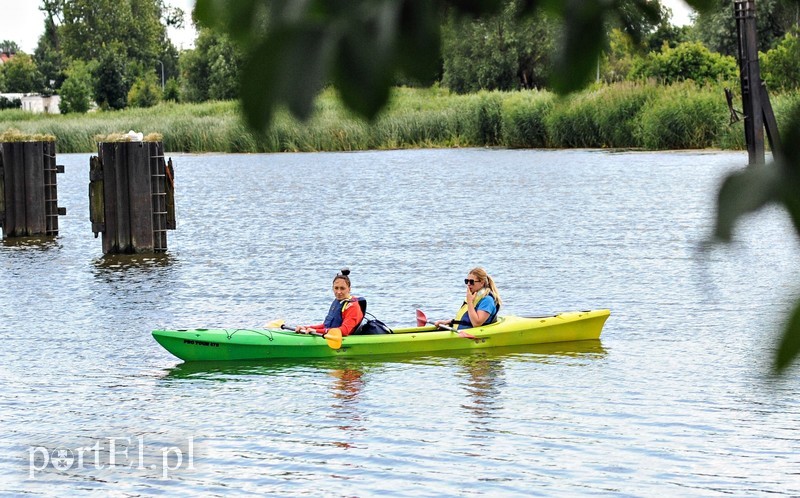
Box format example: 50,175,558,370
1,148,799,496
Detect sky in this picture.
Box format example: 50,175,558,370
0,0,695,55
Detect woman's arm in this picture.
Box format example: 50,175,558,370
466,295,494,327
338,303,364,336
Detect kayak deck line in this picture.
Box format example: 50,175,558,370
152,309,611,362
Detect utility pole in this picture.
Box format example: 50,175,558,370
733,0,781,166
157,60,165,90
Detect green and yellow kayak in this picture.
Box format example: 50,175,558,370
152,309,610,362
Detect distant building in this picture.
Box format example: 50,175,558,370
0,93,61,114
0,52,12,65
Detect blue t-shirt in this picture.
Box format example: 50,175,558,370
460,295,497,329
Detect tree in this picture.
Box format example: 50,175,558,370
93,50,129,110
0,40,20,54
600,28,642,83
163,77,180,101
128,73,162,108
178,48,207,103
643,6,691,51
441,1,558,93
0,96,22,110
207,34,242,100
59,60,94,113
180,28,242,102
34,15,65,92
1,53,44,93
631,40,738,84
760,27,800,92
693,0,798,56
45,0,178,98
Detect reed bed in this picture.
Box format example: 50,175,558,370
1,84,798,153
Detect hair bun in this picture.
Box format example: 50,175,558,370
339,268,350,276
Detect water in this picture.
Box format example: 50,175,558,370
2,148,800,496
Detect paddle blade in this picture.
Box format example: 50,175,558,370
324,328,343,349
265,319,285,328
415,309,427,327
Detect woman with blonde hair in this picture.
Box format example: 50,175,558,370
435,267,502,330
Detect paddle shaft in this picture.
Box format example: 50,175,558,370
281,324,343,349
281,323,323,337
415,309,476,339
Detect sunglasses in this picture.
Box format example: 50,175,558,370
464,279,480,285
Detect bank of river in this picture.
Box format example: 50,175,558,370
5,84,798,153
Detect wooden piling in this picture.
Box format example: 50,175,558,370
89,137,176,254
733,0,781,166
0,139,65,238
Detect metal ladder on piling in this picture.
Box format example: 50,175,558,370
43,147,60,236
149,145,168,252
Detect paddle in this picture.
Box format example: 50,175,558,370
279,324,343,350
415,309,476,340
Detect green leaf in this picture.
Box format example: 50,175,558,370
714,164,783,242
616,0,661,44
682,0,718,14
332,1,400,120
774,299,800,373
396,0,442,83
239,24,335,131
548,1,604,94
447,0,505,16
195,0,269,45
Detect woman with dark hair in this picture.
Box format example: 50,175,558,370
435,267,502,330
297,269,366,337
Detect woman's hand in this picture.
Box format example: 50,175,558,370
465,286,475,305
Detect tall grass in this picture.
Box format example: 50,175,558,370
638,82,729,149
501,90,554,148
2,83,795,153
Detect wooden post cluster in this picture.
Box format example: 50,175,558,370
89,140,175,254
0,141,66,238
733,0,782,166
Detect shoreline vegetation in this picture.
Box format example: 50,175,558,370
1,83,798,154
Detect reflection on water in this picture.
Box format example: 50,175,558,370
328,368,366,449
1,235,60,250
459,355,505,422
160,358,317,380
329,368,365,405
160,341,607,382
92,252,177,272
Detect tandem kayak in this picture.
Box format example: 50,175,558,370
152,309,610,362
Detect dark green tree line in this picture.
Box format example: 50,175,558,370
441,1,559,93
693,0,800,56
34,0,181,109
179,27,242,102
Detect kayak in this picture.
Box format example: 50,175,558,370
152,309,610,362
